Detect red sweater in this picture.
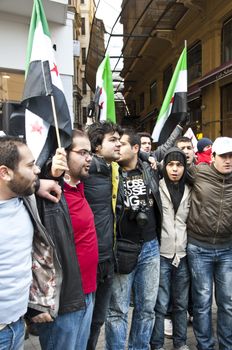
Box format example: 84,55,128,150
195,148,212,165
63,181,98,294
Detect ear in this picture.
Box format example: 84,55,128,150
211,153,215,163
0,165,13,182
95,145,102,154
133,144,140,154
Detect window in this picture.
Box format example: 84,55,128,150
221,83,232,137
82,107,87,124
82,48,86,65
188,41,202,84
222,17,232,63
81,0,85,3
81,17,85,35
163,65,172,97
150,81,157,105
0,70,24,103
139,92,144,112
82,78,87,95
128,100,136,116
188,97,202,135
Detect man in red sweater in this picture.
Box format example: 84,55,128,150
48,129,98,350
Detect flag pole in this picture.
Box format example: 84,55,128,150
50,95,61,148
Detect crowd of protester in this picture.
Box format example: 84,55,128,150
1,120,232,350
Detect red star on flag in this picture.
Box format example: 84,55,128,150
31,121,44,134
51,63,59,76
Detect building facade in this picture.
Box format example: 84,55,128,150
0,0,75,130
120,0,232,139
78,0,95,126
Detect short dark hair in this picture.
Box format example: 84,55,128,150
87,121,123,153
175,136,193,147
66,129,89,157
122,128,141,148
137,132,152,142
0,136,26,170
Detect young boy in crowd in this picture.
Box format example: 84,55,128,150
150,147,191,350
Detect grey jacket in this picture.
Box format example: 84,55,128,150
159,179,191,258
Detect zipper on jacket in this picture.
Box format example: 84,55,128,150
214,177,225,244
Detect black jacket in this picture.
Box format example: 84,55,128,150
84,156,115,263
36,193,85,315
117,160,163,244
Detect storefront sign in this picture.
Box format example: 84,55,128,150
199,60,232,88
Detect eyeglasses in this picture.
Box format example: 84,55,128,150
70,149,92,158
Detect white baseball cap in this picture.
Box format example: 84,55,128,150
212,137,232,155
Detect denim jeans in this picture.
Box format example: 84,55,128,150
0,318,24,350
187,243,232,350
105,239,160,350
38,293,94,350
150,256,190,349
87,259,114,350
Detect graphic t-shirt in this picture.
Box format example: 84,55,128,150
119,168,157,243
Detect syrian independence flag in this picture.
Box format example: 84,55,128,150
22,0,72,168
152,46,187,145
95,54,116,123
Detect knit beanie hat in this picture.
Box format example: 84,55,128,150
164,147,187,168
197,137,212,153
163,147,187,213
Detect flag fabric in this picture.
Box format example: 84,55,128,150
152,46,187,145
184,127,198,152
95,54,116,123
22,0,72,168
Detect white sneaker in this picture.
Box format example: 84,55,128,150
164,318,173,338
174,346,190,350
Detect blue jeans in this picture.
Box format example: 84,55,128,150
38,293,94,350
150,256,190,349
0,318,24,350
187,243,232,350
105,239,160,350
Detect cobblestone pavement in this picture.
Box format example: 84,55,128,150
25,303,218,350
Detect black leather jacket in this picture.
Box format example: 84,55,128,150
36,193,85,315
84,156,115,263
117,159,163,244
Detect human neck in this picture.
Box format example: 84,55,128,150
0,189,16,201
64,173,80,187
122,157,138,171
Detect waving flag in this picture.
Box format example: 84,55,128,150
95,54,116,123
152,46,187,145
22,0,72,168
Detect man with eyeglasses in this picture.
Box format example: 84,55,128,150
84,121,123,350
33,129,98,350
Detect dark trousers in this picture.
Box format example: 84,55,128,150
87,259,114,350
